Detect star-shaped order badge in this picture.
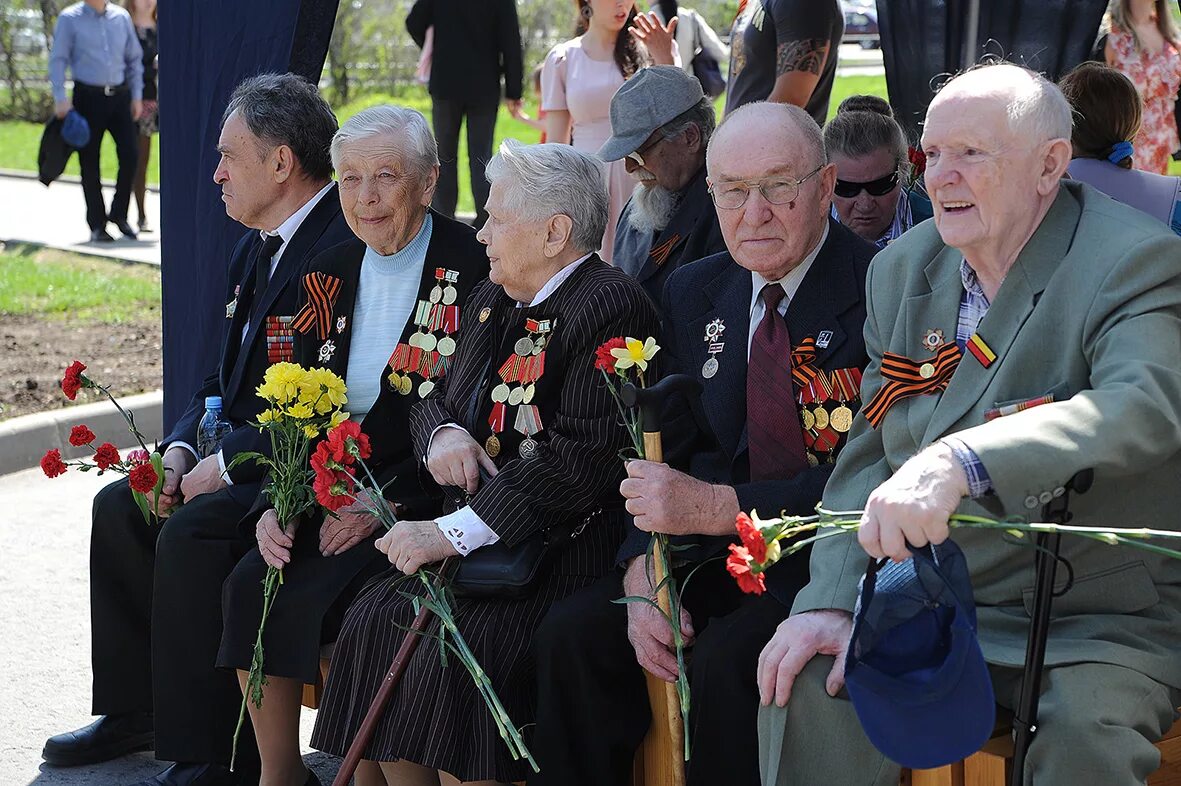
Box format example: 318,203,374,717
702,318,726,379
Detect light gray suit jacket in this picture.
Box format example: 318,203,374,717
795,181,1181,688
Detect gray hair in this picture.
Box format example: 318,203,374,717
824,99,908,171
222,73,337,180
940,63,1072,143
661,97,717,148
710,102,827,168
485,140,608,254
330,105,440,178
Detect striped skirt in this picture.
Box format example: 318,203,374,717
310,565,597,782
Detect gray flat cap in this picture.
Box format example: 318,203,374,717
597,65,705,162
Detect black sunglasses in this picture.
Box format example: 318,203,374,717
834,171,899,198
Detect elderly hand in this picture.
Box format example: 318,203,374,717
154,446,196,517
256,508,299,569
623,556,695,682
629,12,678,66
319,493,382,556
426,426,499,495
857,442,968,563
620,460,740,536
179,453,228,502
376,520,459,574
757,609,852,707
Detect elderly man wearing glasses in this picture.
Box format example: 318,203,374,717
531,101,877,786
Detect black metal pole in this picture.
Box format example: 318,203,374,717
1010,469,1092,786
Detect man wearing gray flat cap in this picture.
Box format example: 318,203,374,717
598,65,726,309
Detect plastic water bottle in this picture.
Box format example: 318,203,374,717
196,396,234,458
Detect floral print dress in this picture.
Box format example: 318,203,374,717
1110,24,1181,174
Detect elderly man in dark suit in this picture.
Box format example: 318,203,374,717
600,65,727,308
531,101,878,786
42,73,354,786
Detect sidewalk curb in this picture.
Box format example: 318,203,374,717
0,168,161,193
0,390,164,476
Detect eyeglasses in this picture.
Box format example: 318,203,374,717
708,165,824,210
833,171,899,199
627,134,665,168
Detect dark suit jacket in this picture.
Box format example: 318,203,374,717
612,168,728,310
163,184,353,505
271,212,489,518
618,218,877,604
409,256,660,578
406,0,523,104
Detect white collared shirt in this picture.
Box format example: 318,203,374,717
432,253,593,555
746,222,829,358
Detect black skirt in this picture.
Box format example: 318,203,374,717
216,515,387,682
309,564,597,782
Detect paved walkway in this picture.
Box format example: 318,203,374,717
0,459,341,785
0,173,161,266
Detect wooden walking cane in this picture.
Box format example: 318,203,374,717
623,374,704,786
1010,469,1092,786
331,559,455,786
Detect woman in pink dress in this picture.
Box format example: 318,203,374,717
542,1,677,263
1106,0,1181,174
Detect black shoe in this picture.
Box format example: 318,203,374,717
114,220,139,239
129,762,242,786
42,712,154,766
303,768,322,786
90,228,116,243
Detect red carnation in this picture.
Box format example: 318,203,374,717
735,512,767,564
93,442,121,471
907,146,926,177
326,420,371,464
726,543,766,596
61,360,88,400
68,424,96,446
128,463,159,494
40,448,68,478
126,448,150,465
314,467,356,511
594,337,628,373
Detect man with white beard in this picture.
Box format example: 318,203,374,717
599,65,726,307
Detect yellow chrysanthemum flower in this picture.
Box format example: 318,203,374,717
286,402,314,420
304,366,348,414
258,362,306,405
256,408,278,424
329,410,350,429
303,425,320,439
610,337,660,372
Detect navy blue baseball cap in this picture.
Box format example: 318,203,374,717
62,110,91,149
844,539,995,770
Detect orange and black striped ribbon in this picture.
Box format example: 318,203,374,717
649,233,681,268
862,343,961,428
291,272,342,341
790,337,820,387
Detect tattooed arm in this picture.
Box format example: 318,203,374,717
766,37,829,106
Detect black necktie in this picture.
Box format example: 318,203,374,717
248,234,284,326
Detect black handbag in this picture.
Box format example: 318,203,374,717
451,509,599,599
692,53,726,99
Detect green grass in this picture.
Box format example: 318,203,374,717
0,244,161,324
0,74,897,216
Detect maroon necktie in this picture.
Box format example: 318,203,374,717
746,284,809,481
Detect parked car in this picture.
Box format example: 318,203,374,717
841,2,880,49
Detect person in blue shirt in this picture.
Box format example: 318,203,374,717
48,0,144,242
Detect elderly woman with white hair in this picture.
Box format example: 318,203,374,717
216,104,489,786
308,140,659,786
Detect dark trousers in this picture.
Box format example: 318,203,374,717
431,95,498,228
89,480,259,771
530,563,788,786
72,84,139,230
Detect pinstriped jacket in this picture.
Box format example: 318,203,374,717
409,256,660,577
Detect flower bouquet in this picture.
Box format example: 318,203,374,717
40,360,165,522
314,419,537,770
226,362,348,768
593,337,695,761
727,507,1181,596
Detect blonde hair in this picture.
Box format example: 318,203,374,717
1110,0,1180,49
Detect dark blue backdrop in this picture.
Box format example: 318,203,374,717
157,0,338,430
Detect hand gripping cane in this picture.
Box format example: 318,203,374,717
622,374,703,786
1010,469,1093,786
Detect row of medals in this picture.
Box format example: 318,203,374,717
387,281,459,398
485,331,548,459
802,401,854,466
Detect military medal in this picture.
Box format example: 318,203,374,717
485,435,501,458
318,339,337,363
813,405,830,431
264,315,295,363
922,328,945,353
487,317,553,460
226,286,240,319
816,329,833,349
336,315,347,334
437,336,457,357
830,405,853,433
919,362,936,379
515,404,542,458
441,269,459,305
514,337,535,356
479,307,491,323
702,318,726,379
384,270,463,397
801,408,815,431
418,379,435,397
